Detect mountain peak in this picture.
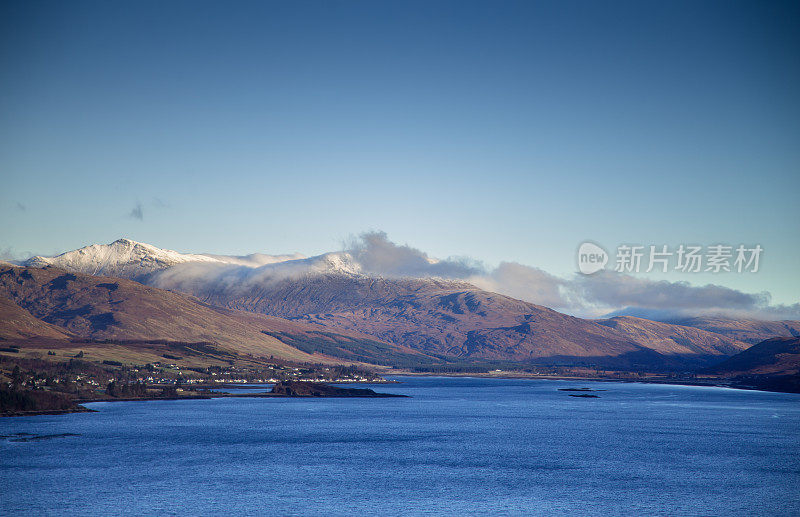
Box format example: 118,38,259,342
111,237,141,247
25,238,223,280
24,239,322,282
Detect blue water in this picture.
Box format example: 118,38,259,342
2,377,799,516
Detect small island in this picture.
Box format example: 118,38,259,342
270,381,406,398
558,388,605,392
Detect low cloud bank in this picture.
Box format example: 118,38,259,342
341,232,800,321
139,230,799,322
347,231,482,278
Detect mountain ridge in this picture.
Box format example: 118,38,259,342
25,238,308,281
18,239,795,370
0,264,434,367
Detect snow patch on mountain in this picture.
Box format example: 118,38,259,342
24,238,306,280
24,238,363,284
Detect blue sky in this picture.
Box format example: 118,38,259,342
1,0,798,305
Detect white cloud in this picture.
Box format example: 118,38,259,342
341,232,800,321
140,230,800,322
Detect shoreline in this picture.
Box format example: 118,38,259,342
4,375,796,418
382,371,800,394
0,407,96,418
1,383,407,417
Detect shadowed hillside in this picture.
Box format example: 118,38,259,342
704,337,800,376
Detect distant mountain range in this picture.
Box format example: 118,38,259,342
6,238,799,370
665,317,800,345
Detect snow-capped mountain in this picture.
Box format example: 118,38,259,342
23,238,358,282
25,239,222,279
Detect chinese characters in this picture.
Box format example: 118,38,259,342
614,244,762,273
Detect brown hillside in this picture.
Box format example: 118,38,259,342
0,265,430,366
